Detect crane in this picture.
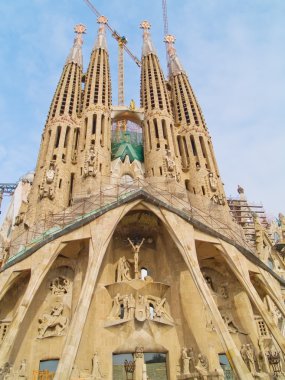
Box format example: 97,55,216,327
0,183,17,215
162,0,170,76
83,0,141,108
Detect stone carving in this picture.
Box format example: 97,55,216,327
0,362,11,380
116,256,132,282
83,145,98,178
211,194,226,206
164,149,181,182
181,347,190,375
221,312,247,335
46,161,56,184
39,161,58,200
208,172,217,191
127,238,145,280
107,294,173,324
71,150,78,164
195,353,209,379
134,346,144,358
91,352,103,379
49,276,70,295
240,344,256,374
218,284,228,299
38,303,69,338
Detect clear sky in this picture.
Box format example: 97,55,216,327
0,0,284,219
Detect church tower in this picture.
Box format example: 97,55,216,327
165,35,226,204
25,25,85,222
74,16,112,198
1,10,285,380
140,21,182,183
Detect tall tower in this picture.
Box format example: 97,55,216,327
73,16,112,198
25,25,85,222
140,21,182,183
165,35,226,204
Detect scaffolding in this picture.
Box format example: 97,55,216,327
227,196,270,246
1,178,255,268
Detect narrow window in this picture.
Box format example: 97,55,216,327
54,126,61,148
92,114,97,135
190,135,197,156
154,118,159,139
202,186,206,195
63,126,70,148
68,173,74,206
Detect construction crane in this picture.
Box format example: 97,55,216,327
83,0,141,108
162,0,170,75
0,183,17,214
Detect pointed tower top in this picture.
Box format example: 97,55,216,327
140,20,157,57
94,15,108,51
66,24,86,67
164,34,185,76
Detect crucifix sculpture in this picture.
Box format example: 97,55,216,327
127,238,145,279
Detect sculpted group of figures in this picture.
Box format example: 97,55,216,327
180,348,218,379
37,276,70,339
0,360,27,380
108,293,173,324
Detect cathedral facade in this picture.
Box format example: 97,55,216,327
0,14,285,380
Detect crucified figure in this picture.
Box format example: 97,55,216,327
128,238,145,279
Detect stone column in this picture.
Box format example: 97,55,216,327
160,209,253,380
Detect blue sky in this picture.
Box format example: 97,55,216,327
0,0,284,218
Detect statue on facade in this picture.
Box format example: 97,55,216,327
209,172,217,191
116,256,132,282
195,353,209,379
38,303,69,338
128,238,145,279
181,347,190,375
91,352,103,379
83,145,97,178
49,276,70,295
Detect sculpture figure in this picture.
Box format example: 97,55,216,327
38,303,69,338
109,293,121,319
181,347,190,375
128,238,145,279
116,256,132,282
91,352,103,379
49,276,70,295
209,172,217,191
195,353,209,380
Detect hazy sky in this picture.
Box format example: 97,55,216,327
0,0,284,219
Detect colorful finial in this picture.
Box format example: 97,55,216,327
140,20,151,30
74,24,87,35
66,24,86,67
97,15,108,24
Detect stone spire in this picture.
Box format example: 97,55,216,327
73,17,112,196
94,16,108,51
140,21,182,183
22,25,85,224
164,35,184,76
166,35,226,204
66,24,86,67
140,20,157,56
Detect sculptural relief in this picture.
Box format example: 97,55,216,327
91,352,103,379
38,303,69,338
49,276,70,295
221,312,247,335
107,293,173,324
116,256,132,282
83,145,98,178
208,172,217,192
240,344,256,374
39,161,58,200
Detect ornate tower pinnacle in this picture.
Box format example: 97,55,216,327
94,16,108,51
66,24,86,67
164,34,185,76
140,21,157,56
